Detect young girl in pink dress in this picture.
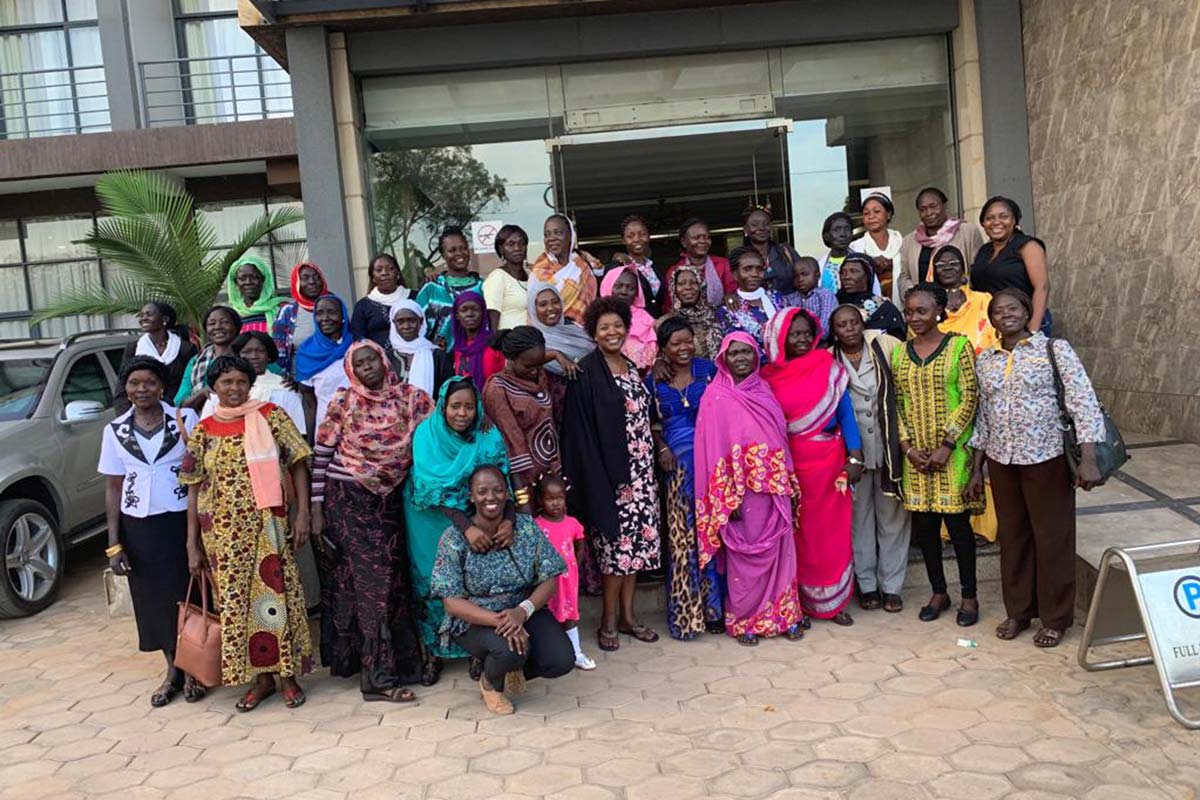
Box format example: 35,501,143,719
536,475,596,670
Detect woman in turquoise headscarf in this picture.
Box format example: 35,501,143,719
404,375,509,685
227,255,287,334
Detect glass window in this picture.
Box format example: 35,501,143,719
0,220,20,264
0,356,50,421
178,0,238,12
65,0,96,21
60,353,112,408
102,346,123,376
0,267,28,313
0,0,64,26
22,215,93,261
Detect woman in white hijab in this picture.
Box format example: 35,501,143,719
388,299,452,398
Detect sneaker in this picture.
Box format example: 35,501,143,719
574,653,597,671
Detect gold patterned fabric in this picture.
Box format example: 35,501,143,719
179,405,314,685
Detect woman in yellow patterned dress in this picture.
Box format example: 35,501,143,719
181,354,314,711
891,284,983,628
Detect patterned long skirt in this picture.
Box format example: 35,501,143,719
320,479,424,689
664,462,724,639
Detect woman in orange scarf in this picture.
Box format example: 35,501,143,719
528,214,599,323
180,354,314,712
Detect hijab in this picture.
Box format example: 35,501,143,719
226,255,286,328
294,295,352,382
599,265,657,370
408,376,509,511
450,290,494,391
529,216,599,322
668,264,723,359
760,307,848,438
527,279,595,373
387,298,437,395
289,261,328,311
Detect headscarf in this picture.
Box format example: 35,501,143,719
408,376,509,511
693,332,794,564
319,340,432,495
835,253,907,340
225,255,286,329
668,264,723,359
913,215,963,251
289,262,328,311
527,279,594,374
388,298,437,396
450,290,494,391
760,307,848,439
294,295,352,382
599,265,657,370
529,216,599,322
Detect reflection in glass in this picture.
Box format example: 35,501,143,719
23,215,94,262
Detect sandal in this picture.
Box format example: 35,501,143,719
235,681,276,712
420,657,443,687
182,676,207,703
617,623,660,643
282,684,306,709
362,687,418,703
859,591,882,611
832,611,854,627
705,620,727,635
800,616,812,630
996,618,1031,640
1033,627,1064,648
597,628,620,652
150,679,181,708
785,624,804,641
883,594,903,613
736,633,759,647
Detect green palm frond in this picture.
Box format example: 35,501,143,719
34,170,306,336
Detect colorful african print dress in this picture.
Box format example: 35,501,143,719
179,405,313,685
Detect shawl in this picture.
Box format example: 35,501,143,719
833,321,904,498
527,279,595,373
599,265,657,371
289,261,328,311
294,295,352,382
673,254,725,306
249,368,287,402
561,348,634,540
226,255,286,330
135,331,181,365
188,344,222,398
408,376,509,511
668,264,723,359
388,298,437,395
693,332,795,565
761,307,848,438
913,216,963,250
321,340,432,495
631,258,660,297
212,401,282,509
366,284,412,308
450,290,494,391
737,287,778,319
529,218,599,322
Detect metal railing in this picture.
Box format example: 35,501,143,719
0,64,111,140
138,54,293,128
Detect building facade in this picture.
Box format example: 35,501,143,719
0,0,306,337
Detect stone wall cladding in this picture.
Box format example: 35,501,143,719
1022,0,1200,439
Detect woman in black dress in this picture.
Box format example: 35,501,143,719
969,196,1051,334
351,253,412,347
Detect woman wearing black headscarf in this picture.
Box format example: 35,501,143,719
836,253,906,340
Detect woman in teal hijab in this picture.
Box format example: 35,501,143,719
404,375,509,685
226,255,287,333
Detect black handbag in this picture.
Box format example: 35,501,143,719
1046,338,1128,485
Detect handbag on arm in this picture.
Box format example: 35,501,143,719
1046,337,1128,485
175,573,222,688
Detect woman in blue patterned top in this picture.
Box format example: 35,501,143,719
646,317,724,639
430,465,573,715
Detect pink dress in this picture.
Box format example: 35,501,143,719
537,515,585,623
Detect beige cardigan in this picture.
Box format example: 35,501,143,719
897,221,986,298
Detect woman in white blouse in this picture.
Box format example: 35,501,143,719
849,193,904,306
98,356,201,707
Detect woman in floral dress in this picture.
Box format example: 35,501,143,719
181,355,313,711
562,297,661,652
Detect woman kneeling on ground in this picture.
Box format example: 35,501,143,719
431,465,574,715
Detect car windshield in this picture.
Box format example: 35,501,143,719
0,358,52,421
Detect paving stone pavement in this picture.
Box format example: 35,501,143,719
1,542,1199,800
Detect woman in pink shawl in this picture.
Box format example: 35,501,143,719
600,265,658,372
694,332,803,646
761,308,863,626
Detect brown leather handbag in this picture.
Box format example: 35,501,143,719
175,573,222,688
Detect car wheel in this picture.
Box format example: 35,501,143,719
0,499,64,619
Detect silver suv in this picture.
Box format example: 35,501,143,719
0,330,138,618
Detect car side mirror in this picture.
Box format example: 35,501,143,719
63,400,106,424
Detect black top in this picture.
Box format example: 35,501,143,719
603,261,667,317
835,291,907,341
349,297,393,348
561,349,635,541
970,231,1045,296
763,241,800,296
114,336,199,415
387,348,455,401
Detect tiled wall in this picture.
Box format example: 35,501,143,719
1022,0,1200,440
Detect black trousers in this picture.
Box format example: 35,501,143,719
453,608,575,689
912,511,977,599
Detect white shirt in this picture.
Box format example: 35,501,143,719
850,230,905,306
302,359,350,431
201,389,306,435
97,403,198,518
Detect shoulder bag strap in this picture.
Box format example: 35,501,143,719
1045,337,1073,430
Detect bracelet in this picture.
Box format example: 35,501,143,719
658,446,670,454
518,599,536,619
105,543,124,558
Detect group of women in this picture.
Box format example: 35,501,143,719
99,188,1107,715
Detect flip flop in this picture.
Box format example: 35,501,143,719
362,687,418,703
597,628,620,652
617,624,659,643
1033,628,1064,648
996,618,1031,640
282,685,306,709
235,685,276,712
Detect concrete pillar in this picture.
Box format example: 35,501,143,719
286,26,355,301
951,0,987,222
96,0,139,130
328,33,373,296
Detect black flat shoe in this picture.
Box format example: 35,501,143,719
918,596,951,622
705,620,726,635
956,606,979,627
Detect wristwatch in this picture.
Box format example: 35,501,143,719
847,457,864,466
